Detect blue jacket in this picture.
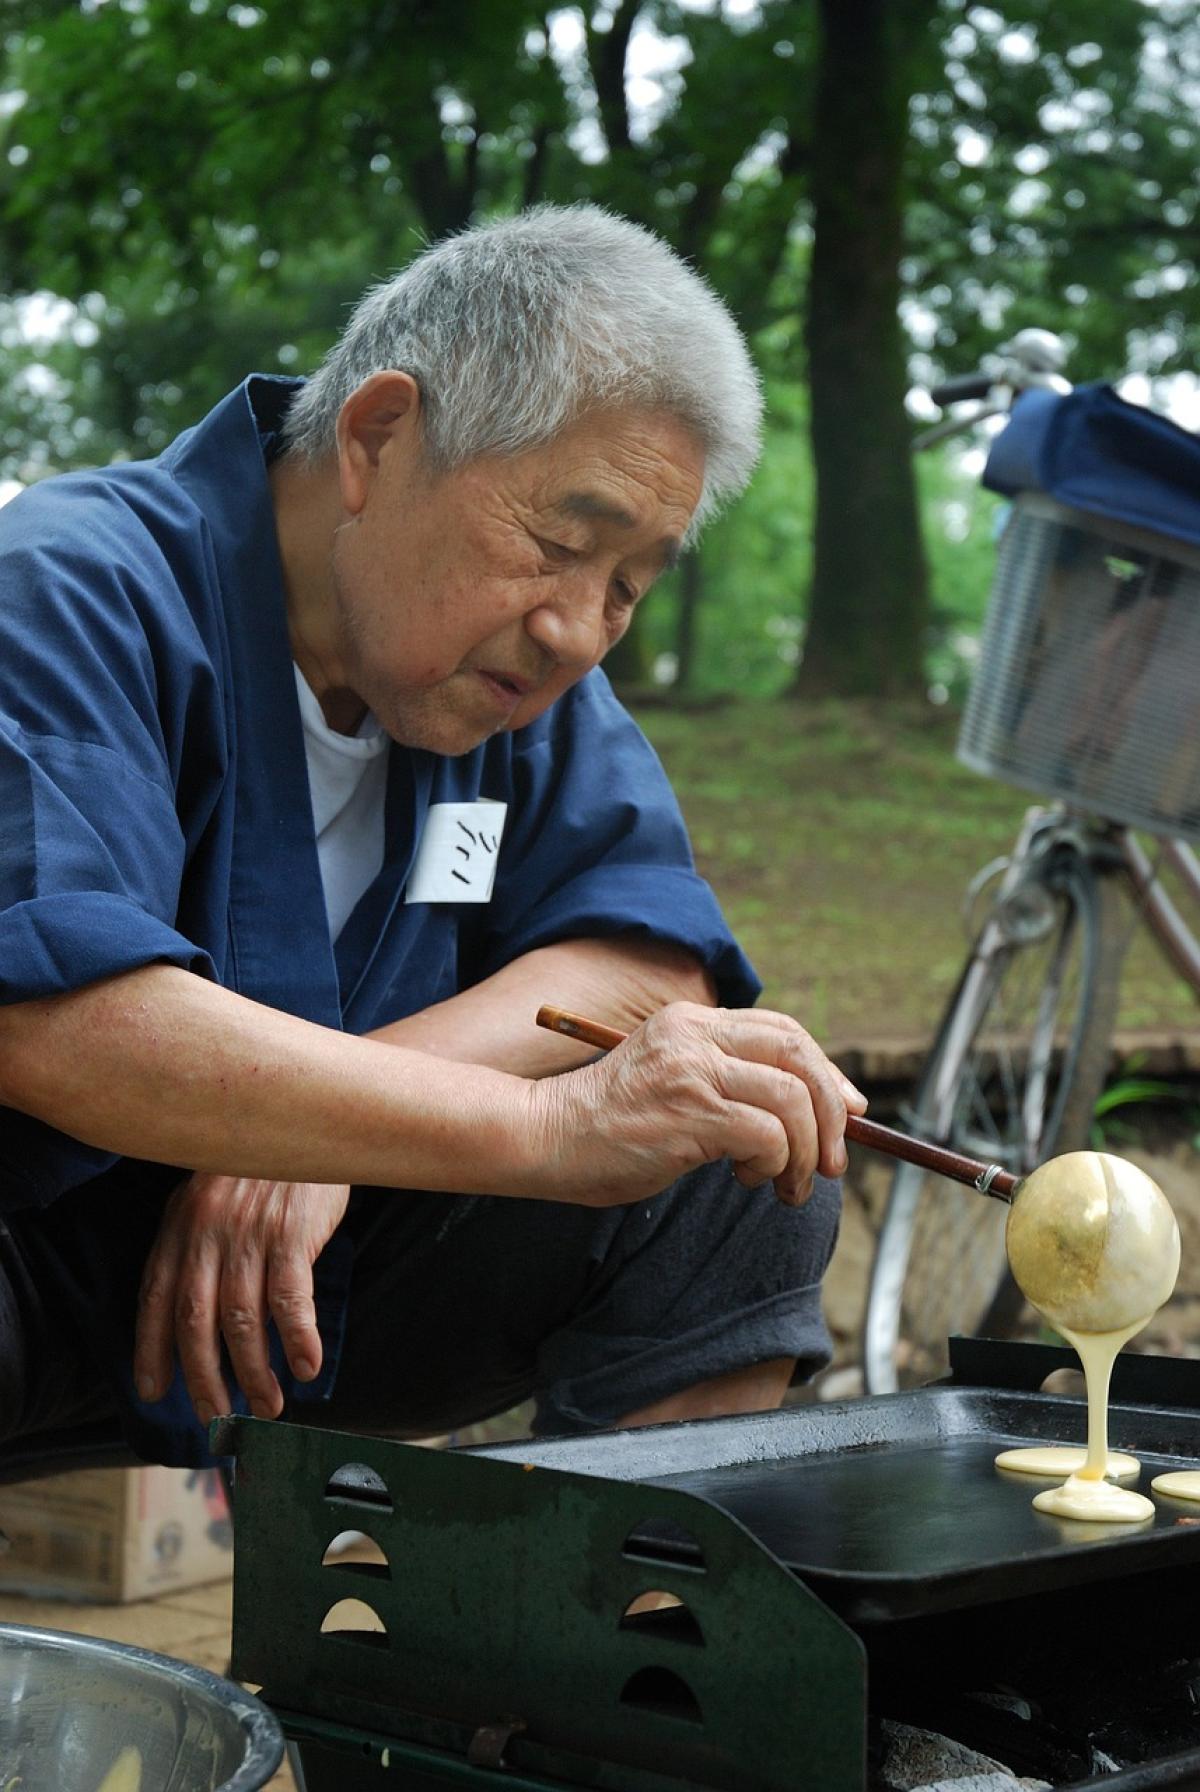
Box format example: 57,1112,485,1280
0,376,759,1464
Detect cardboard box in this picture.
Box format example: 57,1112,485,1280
0,1464,233,1602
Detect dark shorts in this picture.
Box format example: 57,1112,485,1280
0,1217,115,1442
305,1162,841,1438
0,1165,840,1447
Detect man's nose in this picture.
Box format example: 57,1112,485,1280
524,579,609,669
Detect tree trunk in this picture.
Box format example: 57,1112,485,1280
799,0,933,698
603,622,652,689
674,551,704,694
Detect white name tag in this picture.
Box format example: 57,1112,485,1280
405,800,507,904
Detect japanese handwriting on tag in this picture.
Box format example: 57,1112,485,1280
405,800,507,904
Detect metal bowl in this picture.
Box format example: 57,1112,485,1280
0,1621,283,1791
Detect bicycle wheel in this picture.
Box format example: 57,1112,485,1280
862,853,1127,1393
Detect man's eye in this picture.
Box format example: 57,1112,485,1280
535,536,577,562
611,579,640,608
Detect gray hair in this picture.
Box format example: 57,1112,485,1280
281,204,762,531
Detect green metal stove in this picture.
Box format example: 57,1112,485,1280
220,1340,1200,1792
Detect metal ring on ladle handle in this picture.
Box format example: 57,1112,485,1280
975,1162,1012,1203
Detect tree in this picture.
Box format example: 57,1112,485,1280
0,0,823,685
1,0,1197,699
796,0,1200,696
904,0,1200,377
801,0,936,697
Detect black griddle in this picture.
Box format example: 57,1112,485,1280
477,1338,1200,1623
225,1341,1200,1790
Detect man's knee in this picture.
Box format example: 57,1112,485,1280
616,1354,797,1428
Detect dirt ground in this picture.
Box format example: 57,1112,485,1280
636,697,1193,1045
817,1110,1200,1399
631,695,1200,1391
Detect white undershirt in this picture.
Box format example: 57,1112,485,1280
293,665,389,940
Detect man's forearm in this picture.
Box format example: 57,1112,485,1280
371,937,718,1074
0,964,541,1193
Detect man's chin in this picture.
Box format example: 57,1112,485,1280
381,685,556,755
384,712,504,757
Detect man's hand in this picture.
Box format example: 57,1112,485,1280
529,1003,867,1209
134,1174,350,1426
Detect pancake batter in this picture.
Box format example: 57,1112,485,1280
993,1152,1180,1524
1151,1469,1200,1502
1030,1323,1154,1523
994,1444,1139,1479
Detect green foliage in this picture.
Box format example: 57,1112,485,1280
0,0,822,470
635,386,999,701
635,696,1190,1040
641,379,815,697
905,1,1200,376
1089,1053,1200,1149
918,444,1006,700
0,0,1197,692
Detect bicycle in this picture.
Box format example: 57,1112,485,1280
861,334,1200,1395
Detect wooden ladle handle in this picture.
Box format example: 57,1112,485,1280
535,1004,1019,1203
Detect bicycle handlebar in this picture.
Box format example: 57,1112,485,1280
916,329,1070,454
929,372,995,406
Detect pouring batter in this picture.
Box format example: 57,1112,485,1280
992,1151,1180,1523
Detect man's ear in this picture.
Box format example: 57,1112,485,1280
336,371,422,516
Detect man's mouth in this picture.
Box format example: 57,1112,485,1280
477,669,534,703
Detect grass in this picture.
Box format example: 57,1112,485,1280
631,696,1193,1047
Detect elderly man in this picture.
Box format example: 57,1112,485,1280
0,206,863,1469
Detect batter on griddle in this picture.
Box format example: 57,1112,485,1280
990,1152,1180,1525
995,1443,1138,1479
1152,1469,1200,1502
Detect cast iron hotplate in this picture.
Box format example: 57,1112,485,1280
477,1366,1200,1623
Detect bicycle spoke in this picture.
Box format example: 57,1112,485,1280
1023,907,1078,1159
865,856,1127,1392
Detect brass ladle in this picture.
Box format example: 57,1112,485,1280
536,1005,1180,1336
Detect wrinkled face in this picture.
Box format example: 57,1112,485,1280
330,384,705,755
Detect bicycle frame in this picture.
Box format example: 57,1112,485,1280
864,334,1200,1395
914,804,1200,1172
1119,832,1200,995
920,807,1090,1167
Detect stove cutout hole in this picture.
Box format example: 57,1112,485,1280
321,1531,391,1575
621,1519,706,1571
619,1666,703,1725
320,1597,390,1647
620,1591,704,1647
324,1462,394,1513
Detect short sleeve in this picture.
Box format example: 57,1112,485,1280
0,493,220,1208
0,502,219,1006
0,724,214,1003
472,672,760,1006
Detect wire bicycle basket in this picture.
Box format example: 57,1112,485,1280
958,384,1200,844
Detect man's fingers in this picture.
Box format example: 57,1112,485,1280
709,1058,817,1205
266,1252,322,1386
775,1033,849,1180
220,1251,282,1420
134,1241,181,1405
132,1176,347,1428
705,1007,868,1122
700,1014,848,1180
837,1071,869,1115
173,1243,231,1426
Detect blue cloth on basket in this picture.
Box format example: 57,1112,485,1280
984,382,1200,552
